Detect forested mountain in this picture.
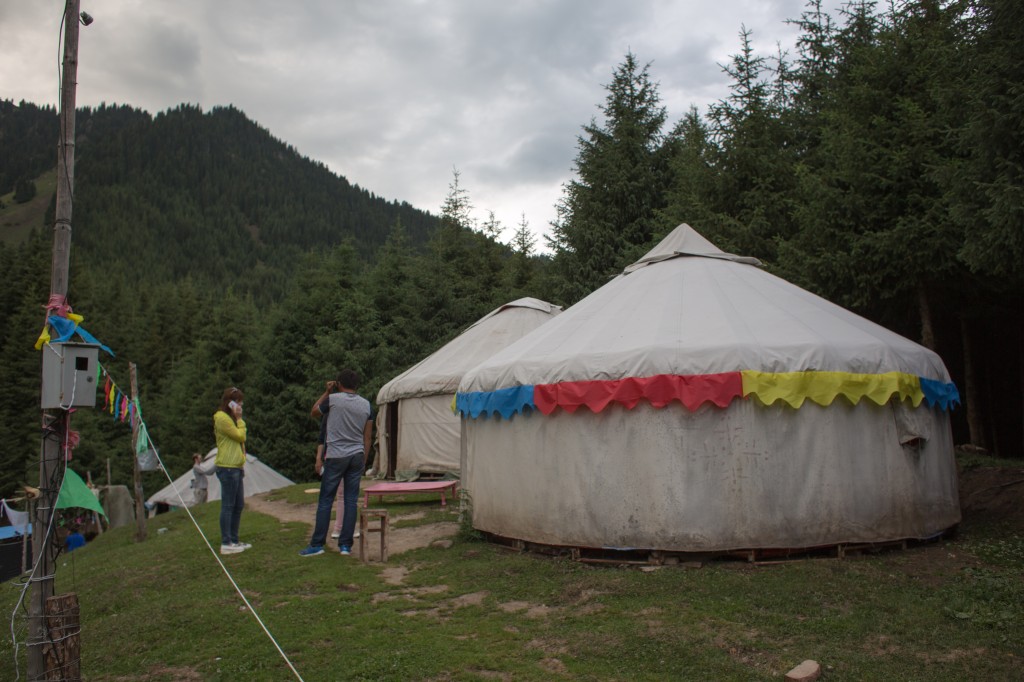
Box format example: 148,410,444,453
0,100,58,199
0,101,540,495
2,100,439,302
0,0,1020,502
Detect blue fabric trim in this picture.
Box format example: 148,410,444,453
918,377,960,410
457,385,535,419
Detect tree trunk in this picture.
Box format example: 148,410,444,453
1019,318,1024,457
960,315,988,451
918,285,936,350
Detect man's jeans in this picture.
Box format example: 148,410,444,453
216,467,245,545
312,454,363,548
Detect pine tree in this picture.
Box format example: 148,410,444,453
13,178,37,203
548,52,670,303
0,232,51,495
659,106,717,237
705,26,798,260
505,213,537,297
948,0,1024,285
246,246,361,480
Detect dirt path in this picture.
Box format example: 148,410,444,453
246,493,458,560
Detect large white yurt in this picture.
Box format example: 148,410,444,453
456,225,961,554
377,298,561,478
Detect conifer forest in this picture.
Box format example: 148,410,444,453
0,0,1020,499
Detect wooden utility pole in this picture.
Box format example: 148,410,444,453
29,1,82,678
130,362,147,542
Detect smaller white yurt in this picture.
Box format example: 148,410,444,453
376,298,561,478
456,224,961,556
147,449,294,508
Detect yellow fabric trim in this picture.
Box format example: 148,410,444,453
741,371,924,409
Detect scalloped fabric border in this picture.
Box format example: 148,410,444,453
456,384,536,419
918,376,961,410
455,371,959,419
534,373,743,415
742,370,926,408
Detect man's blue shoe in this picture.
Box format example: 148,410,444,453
299,545,324,557
339,545,352,556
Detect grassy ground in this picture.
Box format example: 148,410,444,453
2,480,1021,681
0,168,56,243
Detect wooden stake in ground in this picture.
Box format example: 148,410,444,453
130,362,147,542
43,592,81,681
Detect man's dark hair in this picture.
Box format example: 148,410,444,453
337,369,360,390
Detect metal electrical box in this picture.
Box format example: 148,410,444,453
41,342,100,409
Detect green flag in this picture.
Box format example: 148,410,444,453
56,468,107,518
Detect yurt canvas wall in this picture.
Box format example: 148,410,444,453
376,298,560,478
456,225,961,553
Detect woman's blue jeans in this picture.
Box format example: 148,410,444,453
216,466,245,545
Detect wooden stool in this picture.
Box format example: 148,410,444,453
359,508,389,563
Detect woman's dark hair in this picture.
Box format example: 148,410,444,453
337,369,360,390
218,387,244,422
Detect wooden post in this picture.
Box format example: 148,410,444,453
130,362,147,542
30,2,82,677
22,498,33,575
43,592,81,681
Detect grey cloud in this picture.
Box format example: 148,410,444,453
83,14,203,111
1,0,848,245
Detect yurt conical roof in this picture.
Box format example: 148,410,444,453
455,224,960,554
459,224,955,409
375,297,561,477
377,297,561,405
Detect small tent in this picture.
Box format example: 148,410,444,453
456,224,961,554
147,449,294,508
376,297,560,477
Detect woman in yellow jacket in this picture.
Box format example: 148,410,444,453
214,387,249,555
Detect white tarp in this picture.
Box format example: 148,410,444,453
461,234,951,391
378,298,561,402
147,449,294,508
377,297,560,475
458,224,961,552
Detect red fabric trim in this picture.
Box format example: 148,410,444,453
533,373,744,415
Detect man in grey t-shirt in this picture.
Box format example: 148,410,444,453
299,369,373,556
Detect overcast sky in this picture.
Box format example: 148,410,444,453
1,0,842,248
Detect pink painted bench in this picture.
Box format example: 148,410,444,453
363,480,459,508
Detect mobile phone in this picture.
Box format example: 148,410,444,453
229,400,240,411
